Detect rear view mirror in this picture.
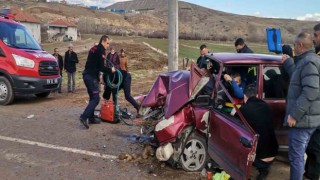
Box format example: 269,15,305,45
195,95,211,106
0,48,5,57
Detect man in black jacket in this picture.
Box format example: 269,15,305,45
53,48,63,93
234,38,256,85
80,35,115,129
235,38,254,53
238,85,278,180
64,44,79,93
196,44,209,69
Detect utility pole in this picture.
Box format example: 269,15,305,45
168,0,179,71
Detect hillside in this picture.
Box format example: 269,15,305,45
108,0,316,42
3,0,317,43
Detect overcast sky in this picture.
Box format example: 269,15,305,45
49,0,320,21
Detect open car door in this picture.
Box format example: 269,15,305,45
208,81,258,180
141,62,209,119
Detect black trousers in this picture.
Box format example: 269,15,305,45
81,73,100,120
103,72,120,105
305,129,320,180
122,73,139,111
103,72,139,111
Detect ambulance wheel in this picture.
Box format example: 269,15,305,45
0,76,14,105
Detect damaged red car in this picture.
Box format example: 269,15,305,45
138,53,288,180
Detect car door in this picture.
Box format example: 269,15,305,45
260,65,288,148
208,80,258,180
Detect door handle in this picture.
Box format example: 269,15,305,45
240,136,252,148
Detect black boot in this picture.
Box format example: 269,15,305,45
79,117,89,129
89,117,101,124
256,168,269,180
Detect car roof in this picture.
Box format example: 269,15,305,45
206,52,283,65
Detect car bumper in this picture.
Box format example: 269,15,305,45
11,75,61,94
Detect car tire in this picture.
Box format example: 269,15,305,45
180,132,208,172
35,92,51,98
0,76,14,105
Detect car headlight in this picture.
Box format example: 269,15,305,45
12,54,35,68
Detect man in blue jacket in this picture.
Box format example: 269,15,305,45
223,73,244,99
282,32,320,180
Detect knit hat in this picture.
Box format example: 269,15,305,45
282,45,293,58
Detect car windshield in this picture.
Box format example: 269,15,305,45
0,21,41,50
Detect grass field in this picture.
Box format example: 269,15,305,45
81,34,273,61
40,35,276,88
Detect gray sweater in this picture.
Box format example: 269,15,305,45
283,49,320,128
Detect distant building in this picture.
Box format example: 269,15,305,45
89,6,98,9
135,8,155,14
47,19,77,42
11,9,41,43
108,9,126,13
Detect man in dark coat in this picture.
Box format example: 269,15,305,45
282,32,320,180
235,38,254,53
64,44,79,93
80,35,115,129
234,38,256,85
196,44,209,69
53,48,63,93
238,85,278,180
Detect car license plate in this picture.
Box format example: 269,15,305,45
47,78,58,84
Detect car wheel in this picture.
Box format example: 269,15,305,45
180,133,208,172
35,92,51,98
0,76,14,105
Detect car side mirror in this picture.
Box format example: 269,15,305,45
0,48,5,57
195,95,211,106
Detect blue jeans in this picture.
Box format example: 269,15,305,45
288,128,316,180
67,72,76,92
80,73,100,120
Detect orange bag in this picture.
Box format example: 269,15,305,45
100,100,115,123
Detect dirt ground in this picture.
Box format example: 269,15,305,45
0,40,291,180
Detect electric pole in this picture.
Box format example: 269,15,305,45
168,0,179,71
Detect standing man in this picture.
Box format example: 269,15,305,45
235,38,254,53
80,35,115,129
304,23,320,180
237,85,278,180
196,44,209,69
53,48,63,93
235,38,256,85
64,44,79,93
282,32,320,180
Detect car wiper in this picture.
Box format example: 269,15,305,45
7,44,23,49
22,47,41,50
